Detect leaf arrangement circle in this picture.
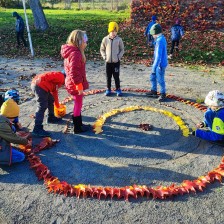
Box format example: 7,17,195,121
92,105,190,136
18,88,224,201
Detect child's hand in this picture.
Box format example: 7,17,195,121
26,139,32,148
34,78,41,85
78,90,83,95
196,122,204,128
16,122,23,130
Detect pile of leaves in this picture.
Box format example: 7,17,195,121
128,0,224,66
131,0,224,30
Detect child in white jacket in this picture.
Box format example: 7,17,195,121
100,22,124,96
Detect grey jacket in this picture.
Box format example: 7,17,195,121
100,35,124,63
0,115,28,165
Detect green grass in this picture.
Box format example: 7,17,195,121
0,8,223,67
0,8,130,59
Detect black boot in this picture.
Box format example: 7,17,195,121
79,114,90,130
32,124,51,137
47,115,62,124
158,93,166,102
146,90,158,98
72,116,88,134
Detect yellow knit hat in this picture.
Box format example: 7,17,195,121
0,99,19,118
108,22,119,33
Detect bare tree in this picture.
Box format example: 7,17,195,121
64,0,71,9
111,0,113,10
29,0,49,31
115,0,118,10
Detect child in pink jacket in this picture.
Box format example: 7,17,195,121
61,30,89,134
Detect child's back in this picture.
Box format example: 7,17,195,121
171,24,184,41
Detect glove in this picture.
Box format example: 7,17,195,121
191,131,196,136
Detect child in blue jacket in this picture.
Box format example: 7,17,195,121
145,15,157,47
192,90,224,143
12,11,27,48
168,18,184,59
146,23,168,102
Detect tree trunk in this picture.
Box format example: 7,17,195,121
64,0,71,9
29,0,49,31
111,0,113,10
115,0,118,11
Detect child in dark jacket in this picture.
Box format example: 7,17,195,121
192,90,224,143
0,99,29,165
61,30,89,134
168,18,184,59
145,15,157,47
12,11,27,48
31,71,65,137
100,22,125,96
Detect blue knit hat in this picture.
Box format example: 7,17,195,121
152,15,157,21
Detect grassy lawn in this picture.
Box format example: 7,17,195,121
0,8,223,66
0,8,129,59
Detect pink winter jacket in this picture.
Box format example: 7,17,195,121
61,44,89,95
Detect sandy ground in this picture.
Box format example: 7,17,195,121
0,56,224,224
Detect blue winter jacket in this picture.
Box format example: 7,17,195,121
15,15,25,32
171,24,184,41
152,34,168,73
196,108,224,141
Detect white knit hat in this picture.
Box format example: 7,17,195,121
204,90,224,107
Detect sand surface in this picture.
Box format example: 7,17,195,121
0,56,224,224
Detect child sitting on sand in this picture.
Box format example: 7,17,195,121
0,99,29,165
192,90,224,143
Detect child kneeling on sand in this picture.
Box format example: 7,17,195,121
192,90,224,143
0,99,29,165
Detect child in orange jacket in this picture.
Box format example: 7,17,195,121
31,71,65,137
